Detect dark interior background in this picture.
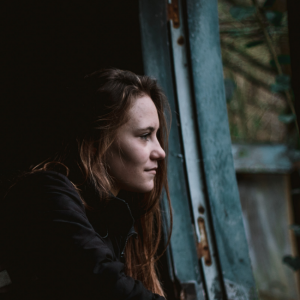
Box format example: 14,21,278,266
0,2,177,297
1,0,144,172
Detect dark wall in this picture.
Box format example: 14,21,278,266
0,3,177,298
1,0,144,171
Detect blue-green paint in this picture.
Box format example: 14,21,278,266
139,0,259,298
139,1,203,298
232,144,300,173
186,0,258,298
167,0,223,298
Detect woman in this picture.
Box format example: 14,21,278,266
0,69,173,299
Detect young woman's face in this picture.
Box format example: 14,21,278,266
106,95,165,195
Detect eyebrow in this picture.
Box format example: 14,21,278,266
136,126,158,132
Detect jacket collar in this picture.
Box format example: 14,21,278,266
81,181,137,236
84,193,136,238
103,195,135,235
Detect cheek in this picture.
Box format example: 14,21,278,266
120,142,149,170
108,139,149,176
107,139,155,193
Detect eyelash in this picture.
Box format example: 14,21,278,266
141,133,151,141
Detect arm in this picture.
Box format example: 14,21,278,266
6,171,165,300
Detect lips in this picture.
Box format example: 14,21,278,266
145,168,157,174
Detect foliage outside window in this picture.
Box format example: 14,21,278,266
218,0,298,146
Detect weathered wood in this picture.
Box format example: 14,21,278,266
232,144,300,173
238,173,299,300
186,0,259,298
139,1,203,299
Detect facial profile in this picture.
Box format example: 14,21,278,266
106,95,166,195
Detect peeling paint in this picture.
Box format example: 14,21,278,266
224,279,248,300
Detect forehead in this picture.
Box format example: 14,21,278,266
127,95,159,128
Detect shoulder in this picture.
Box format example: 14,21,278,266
10,170,76,194
21,170,74,188
3,170,84,212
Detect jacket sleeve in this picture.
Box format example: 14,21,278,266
6,171,165,300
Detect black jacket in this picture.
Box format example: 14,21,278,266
0,171,165,300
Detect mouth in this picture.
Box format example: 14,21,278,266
145,168,157,175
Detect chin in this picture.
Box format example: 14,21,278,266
141,185,155,193
123,180,155,194
140,179,155,193
135,185,154,193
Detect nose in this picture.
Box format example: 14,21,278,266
150,139,166,161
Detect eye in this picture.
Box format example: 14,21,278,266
140,133,151,141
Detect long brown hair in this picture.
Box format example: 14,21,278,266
32,68,172,296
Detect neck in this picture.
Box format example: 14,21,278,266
110,186,120,197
